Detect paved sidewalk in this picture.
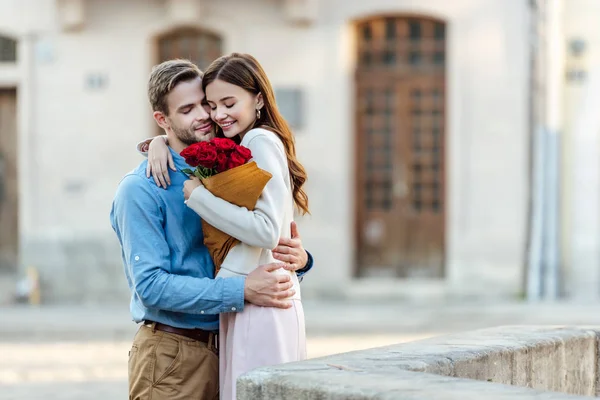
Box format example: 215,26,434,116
3,299,600,339
3,300,600,399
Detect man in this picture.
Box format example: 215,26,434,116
110,59,313,400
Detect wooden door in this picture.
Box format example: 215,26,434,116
156,27,223,71
0,88,18,272
355,16,446,278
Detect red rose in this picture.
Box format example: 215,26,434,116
195,141,217,168
211,138,237,152
215,152,229,172
180,143,202,167
234,144,252,162
226,151,247,170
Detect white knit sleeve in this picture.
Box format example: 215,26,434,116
185,130,287,250
136,135,167,158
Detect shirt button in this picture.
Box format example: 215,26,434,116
134,256,140,261
231,307,236,311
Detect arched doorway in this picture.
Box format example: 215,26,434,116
355,16,446,278
156,27,223,71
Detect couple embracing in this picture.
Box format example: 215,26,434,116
110,53,311,400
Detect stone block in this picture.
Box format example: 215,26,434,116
238,326,600,400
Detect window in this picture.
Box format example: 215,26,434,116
0,36,16,62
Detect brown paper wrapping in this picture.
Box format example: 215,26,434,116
199,161,272,275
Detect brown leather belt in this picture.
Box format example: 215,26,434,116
145,321,216,346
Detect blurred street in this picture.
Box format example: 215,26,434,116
3,299,600,399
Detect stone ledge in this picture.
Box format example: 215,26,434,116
238,326,600,399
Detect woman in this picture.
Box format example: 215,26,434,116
144,53,308,399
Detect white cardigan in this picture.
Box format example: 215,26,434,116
185,128,301,300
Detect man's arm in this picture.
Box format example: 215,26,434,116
111,174,245,315
111,174,295,312
296,251,314,279
273,221,314,279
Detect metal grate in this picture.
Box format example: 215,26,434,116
357,17,446,72
357,17,446,213
410,87,444,213
362,88,395,210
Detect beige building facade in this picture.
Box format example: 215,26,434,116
0,0,532,302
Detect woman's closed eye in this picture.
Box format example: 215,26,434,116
210,103,235,111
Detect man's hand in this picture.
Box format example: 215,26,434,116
244,263,295,309
273,221,308,272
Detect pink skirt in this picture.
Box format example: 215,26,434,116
218,300,306,400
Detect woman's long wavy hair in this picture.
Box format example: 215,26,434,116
202,53,309,215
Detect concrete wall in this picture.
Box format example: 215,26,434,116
0,0,530,301
561,0,600,300
239,326,600,399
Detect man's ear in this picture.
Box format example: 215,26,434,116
256,93,264,110
153,111,170,131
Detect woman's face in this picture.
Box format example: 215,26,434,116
205,79,263,139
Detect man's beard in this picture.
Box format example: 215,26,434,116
170,124,199,146
169,120,214,145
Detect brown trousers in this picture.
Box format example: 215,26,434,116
128,324,219,400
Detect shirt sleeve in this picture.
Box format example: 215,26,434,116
296,250,314,281
185,132,287,250
136,135,167,158
110,174,245,314
136,139,151,157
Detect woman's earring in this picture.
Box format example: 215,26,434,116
256,109,261,119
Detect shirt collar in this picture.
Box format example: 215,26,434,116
169,147,191,172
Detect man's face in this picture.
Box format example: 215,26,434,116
162,77,214,145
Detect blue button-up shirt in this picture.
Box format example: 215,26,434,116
110,148,314,332
110,149,246,331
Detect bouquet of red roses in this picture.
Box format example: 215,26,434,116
181,138,272,274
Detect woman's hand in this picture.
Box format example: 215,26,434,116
183,177,203,201
146,136,175,188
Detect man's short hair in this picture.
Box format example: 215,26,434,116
148,59,203,115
